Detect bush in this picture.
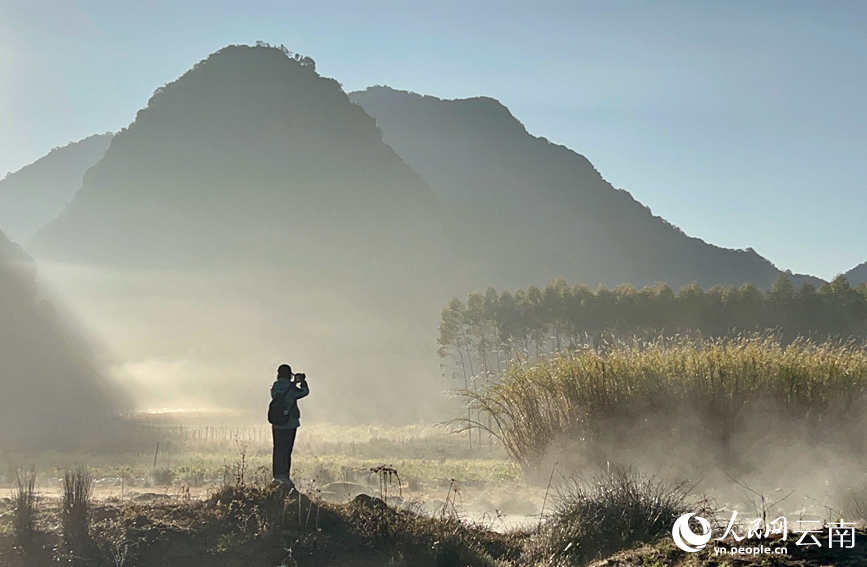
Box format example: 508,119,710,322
153,468,175,486
62,467,93,548
523,469,703,566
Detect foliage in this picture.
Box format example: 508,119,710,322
522,469,702,567
439,275,867,379
62,467,94,547
457,335,867,468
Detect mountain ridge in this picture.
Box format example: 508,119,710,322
350,86,822,291
846,262,867,286
0,229,129,448
29,46,462,293
0,133,112,242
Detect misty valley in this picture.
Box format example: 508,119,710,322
1,42,866,567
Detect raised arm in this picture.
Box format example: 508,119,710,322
295,380,310,400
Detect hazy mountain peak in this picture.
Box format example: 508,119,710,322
26,45,475,422
356,86,530,145
0,133,112,242
846,262,867,286
351,87,818,290
0,229,130,449
30,44,449,273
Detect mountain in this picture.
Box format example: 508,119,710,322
24,45,827,421
0,229,129,449
847,262,867,286
29,47,460,298
350,87,819,291
27,45,477,421
0,133,112,242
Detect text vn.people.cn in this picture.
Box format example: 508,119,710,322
672,511,857,556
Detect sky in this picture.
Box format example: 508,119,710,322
1,0,865,280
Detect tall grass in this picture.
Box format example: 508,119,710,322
61,467,93,547
522,468,704,566
13,467,38,537
458,335,867,468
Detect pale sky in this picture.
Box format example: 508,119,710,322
1,0,864,280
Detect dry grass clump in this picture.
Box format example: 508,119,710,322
62,467,94,547
13,467,38,538
459,335,867,468
206,484,523,566
522,469,704,567
345,493,524,566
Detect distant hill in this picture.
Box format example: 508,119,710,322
27,45,477,421
350,87,820,291
0,229,129,449
847,262,867,286
24,45,830,421
0,133,111,242
30,47,460,299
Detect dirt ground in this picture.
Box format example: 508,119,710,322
2,485,865,567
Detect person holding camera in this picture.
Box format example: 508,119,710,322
268,363,309,488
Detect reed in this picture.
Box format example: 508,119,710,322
457,335,867,468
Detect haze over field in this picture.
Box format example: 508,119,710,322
0,229,128,449
0,42,863,429
1,7,867,566
0,133,111,243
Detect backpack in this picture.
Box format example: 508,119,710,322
268,387,293,426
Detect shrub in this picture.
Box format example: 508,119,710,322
523,469,704,566
61,467,93,547
152,468,175,486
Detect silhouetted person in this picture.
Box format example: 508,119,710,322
270,364,309,488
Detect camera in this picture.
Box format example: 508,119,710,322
293,372,306,382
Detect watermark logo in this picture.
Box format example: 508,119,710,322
672,511,858,556
672,513,712,552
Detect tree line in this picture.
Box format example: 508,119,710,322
438,273,867,385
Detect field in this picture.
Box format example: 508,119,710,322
4,336,867,566
0,419,539,528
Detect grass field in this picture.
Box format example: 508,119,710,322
0,419,540,535
5,336,867,565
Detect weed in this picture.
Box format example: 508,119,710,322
522,468,707,566
61,467,93,548
13,466,37,538
152,468,175,487
232,440,248,486
369,464,401,503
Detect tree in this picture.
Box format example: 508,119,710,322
439,277,867,385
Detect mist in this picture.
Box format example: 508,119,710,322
539,403,867,520
35,260,460,422
0,232,129,451
1,37,866,567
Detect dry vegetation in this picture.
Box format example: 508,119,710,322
458,335,867,469
4,337,867,565
1,466,864,567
